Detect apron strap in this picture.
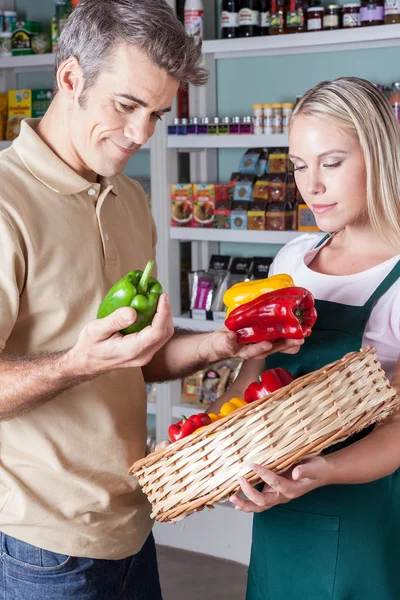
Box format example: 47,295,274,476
314,233,331,249
364,260,400,309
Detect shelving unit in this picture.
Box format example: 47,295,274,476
168,133,288,149
170,227,300,244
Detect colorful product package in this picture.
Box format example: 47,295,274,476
248,200,267,230
171,184,193,227
32,89,52,117
230,201,248,230
192,183,218,228
298,203,319,231
269,148,289,173
6,89,31,141
213,185,231,229
12,21,41,56
238,148,263,174
233,174,256,202
252,179,269,201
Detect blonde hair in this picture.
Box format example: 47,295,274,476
290,77,400,248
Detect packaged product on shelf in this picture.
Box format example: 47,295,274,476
266,201,287,230
230,200,248,229
0,93,7,140
266,173,286,202
255,148,269,176
214,187,232,229
32,89,52,118
233,174,256,201
192,183,217,228
208,254,232,318
285,173,296,202
11,21,42,56
0,32,12,57
181,369,204,405
269,148,288,173
251,256,274,279
285,202,297,230
252,179,269,201
3,11,17,34
248,200,267,230
227,256,253,287
6,89,31,141
32,32,51,54
238,148,263,174
201,362,232,405
190,255,231,319
171,183,193,227
298,202,319,231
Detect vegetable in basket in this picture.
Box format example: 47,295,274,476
225,286,317,344
97,260,162,334
244,367,294,403
223,274,294,317
168,413,212,442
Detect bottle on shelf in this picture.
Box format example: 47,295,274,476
360,0,384,25
270,0,287,34
184,0,204,37
286,0,306,32
238,0,260,37
259,0,271,34
384,0,400,23
221,0,239,38
390,82,400,124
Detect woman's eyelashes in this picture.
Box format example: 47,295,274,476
293,161,343,172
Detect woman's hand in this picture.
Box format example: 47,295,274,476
230,456,334,513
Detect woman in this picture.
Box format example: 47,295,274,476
212,77,400,599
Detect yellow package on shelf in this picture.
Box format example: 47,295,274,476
6,89,31,141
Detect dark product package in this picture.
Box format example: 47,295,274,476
252,256,274,279
190,256,232,320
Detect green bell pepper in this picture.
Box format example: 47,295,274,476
97,260,163,334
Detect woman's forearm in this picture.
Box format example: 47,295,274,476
326,412,400,485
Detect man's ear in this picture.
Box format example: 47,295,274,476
56,56,85,99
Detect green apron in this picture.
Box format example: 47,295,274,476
246,235,400,600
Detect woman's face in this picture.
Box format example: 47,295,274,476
289,115,367,232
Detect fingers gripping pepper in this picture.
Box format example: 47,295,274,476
168,413,212,442
225,286,317,344
97,260,163,334
244,368,294,403
223,274,295,317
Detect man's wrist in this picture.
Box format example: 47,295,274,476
198,331,220,366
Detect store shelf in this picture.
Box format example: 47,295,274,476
202,24,400,59
170,227,300,244
147,402,157,415
167,133,288,149
174,314,221,332
0,53,55,70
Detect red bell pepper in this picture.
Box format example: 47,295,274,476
244,367,294,403
168,413,212,442
224,286,317,344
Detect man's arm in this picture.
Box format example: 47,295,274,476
0,297,174,420
142,327,305,383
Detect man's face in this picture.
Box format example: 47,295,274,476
68,44,179,178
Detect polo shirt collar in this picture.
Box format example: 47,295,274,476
13,119,118,197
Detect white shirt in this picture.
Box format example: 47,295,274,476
269,233,400,381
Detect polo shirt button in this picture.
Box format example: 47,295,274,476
88,188,96,196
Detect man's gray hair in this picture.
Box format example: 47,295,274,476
55,0,208,95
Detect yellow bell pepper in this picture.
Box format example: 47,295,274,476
219,397,247,417
223,273,295,317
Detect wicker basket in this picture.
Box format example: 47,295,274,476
130,347,400,522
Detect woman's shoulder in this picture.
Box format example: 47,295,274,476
271,233,326,273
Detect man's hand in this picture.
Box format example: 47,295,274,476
64,294,174,378
230,456,333,513
199,328,304,362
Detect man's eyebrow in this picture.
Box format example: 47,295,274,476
114,93,172,113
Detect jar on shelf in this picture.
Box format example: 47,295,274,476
208,117,220,135
198,117,209,134
286,0,306,32
229,116,241,134
240,116,254,134
252,104,264,135
307,6,324,30
263,104,273,134
270,0,286,34
271,103,283,134
260,0,271,35
343,3,361,26
390,82,400,124
219,116,231,134
323,4,342,29
238,0,260,37
282,102,294,132
360,0,384,24
384,0,400,23
0,32,12,57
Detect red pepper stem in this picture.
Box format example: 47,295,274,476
137,260,154,294
293,307,303,324
180,416,188,423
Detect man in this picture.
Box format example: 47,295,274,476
0,0,302,598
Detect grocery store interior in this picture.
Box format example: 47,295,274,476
1,0,400,598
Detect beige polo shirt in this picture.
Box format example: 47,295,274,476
0,119,156,559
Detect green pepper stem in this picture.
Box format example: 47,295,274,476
137,260,154,294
